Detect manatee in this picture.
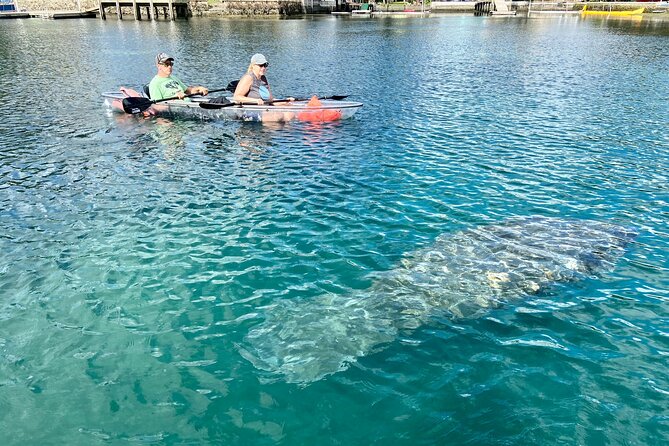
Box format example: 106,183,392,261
239,216,636,384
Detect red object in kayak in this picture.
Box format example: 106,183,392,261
297,109,343,122
297,96,343,122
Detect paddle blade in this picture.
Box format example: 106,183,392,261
122,97,153,114
226,80,239,92
325,95,349,100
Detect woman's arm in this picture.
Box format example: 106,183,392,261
233,75,263,105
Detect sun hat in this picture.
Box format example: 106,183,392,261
156,52,174,65
250,54,268,65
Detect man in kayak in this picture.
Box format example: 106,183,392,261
148,53,209,100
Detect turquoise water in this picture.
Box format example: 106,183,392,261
1,14,668,445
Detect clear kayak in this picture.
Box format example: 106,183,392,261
101,91,363,123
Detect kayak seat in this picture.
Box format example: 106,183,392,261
143,84,151,99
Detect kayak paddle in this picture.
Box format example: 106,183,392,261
223,80,348,101
122,87,230,114
198,94,350,110
226,80,239,92
292,95,349,101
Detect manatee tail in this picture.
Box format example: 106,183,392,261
239,292,398,384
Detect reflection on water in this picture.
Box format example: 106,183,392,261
1,15,668,446
580,14,669,36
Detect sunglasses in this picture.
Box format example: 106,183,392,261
161,61,174,67
256,63,269,68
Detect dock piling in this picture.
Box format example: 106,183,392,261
98,0,188,20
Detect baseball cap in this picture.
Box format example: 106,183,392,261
250,54,268,65
156,52,174,65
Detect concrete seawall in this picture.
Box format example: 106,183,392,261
16,0,99,12
11,0,665,16
432,2,657,13
15,0,303,15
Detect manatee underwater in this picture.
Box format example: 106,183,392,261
239,216,636,384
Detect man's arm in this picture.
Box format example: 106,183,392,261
184,86,208,96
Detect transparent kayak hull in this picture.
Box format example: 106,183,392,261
102,92,362,122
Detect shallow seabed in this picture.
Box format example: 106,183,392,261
0,14,668,445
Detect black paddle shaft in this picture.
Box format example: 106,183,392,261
121,87,230,114
292,94,349,101
223,79,347,101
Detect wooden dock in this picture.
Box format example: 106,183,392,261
0,11,29,18
98,0,189,20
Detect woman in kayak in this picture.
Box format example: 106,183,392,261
149,52,209,101
233,54,294,105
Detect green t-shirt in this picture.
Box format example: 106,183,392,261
148,75,188,100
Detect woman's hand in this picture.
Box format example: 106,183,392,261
256,98,264,105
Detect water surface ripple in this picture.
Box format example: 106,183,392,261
1,15,668,446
